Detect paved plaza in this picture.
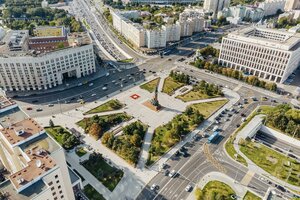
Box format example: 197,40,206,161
36,74,238,200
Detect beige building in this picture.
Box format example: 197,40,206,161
0,99,82,200
219,27,300,83
285,0,300,10
111,10,145,47
162,24,181,42
145,29,166,48
258,0,286,16
203,0,231,17
0,30,95,91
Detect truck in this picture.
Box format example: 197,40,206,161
208,131,219,144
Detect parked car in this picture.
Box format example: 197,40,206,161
185,185,192,192
150,184,159,191
169,170,176,178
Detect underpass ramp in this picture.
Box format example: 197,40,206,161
241,170,255,186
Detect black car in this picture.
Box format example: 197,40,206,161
164,169,170,176
32,100,39,103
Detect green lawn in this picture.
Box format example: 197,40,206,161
162,76,185,95
82,19,91,30
225,136,248,166
75,147,87,157
77,113,131,133
243,191,261,200
84,99,124,115
118,58,133,63
45,126,80,149
195,181,236,200
140,78,160,93
82,153,123,191
240,139,300,186
190,99,228,118
83,184,106,200
177,90,220,102
45,126,65,145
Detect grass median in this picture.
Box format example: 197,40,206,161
240,139,300,186
84,99,124,115
83,184,106,200
162,76,185,95
195,181,235,200
140,78,160,93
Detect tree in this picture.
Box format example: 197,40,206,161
130,134,141,147
89,123,102,140
49,119,54,127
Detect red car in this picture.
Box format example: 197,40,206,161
26,107,33,110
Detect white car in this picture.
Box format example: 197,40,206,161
102,87,107,91
169,170,176,178
89,83,94,87
185,185,192,192
77,83,83,86
91,93,96,97
150,184,158,191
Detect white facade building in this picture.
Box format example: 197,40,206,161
0,44,95,91
258,0,286,16
0,100,81,200
162,24,181,42
219,27,300,83
111,10,145,47
146,29,166,48
285,0,300,11
203,0,231,17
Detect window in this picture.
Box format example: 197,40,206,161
52,192,56,196
59,190,63,194
55,175,58,179
56,180,60,184
60,195,64,199
48,181,53,186
58,185,61,189
51,187,55,191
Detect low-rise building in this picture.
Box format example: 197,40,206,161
285,0,300,11
219,27,300,83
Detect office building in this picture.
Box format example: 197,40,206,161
258,0,286,16
203,0,231,17
219,27,300,83
285,0,300,11
0,29,96,91
0,97,82,200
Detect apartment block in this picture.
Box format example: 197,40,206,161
0,99,82,200
203,0,230,17
146,29,166,49
219,27,300,83
162,24,181,42
0,29,96,91
258,0,286,16
285,0,300,11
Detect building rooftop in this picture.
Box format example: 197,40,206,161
229,27,300,51
1,118,44,146
0,179,47,200
9,146,56,191
0,96,17,113
0,107,28,129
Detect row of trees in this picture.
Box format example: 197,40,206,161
276,16,300,29
2,1,83,33
170,70,190,84
81,113,131,140
192,59,277,91
102,121,147,165
148,107,204,163
48,121,80,149
265,105,300,139
194,80,224,97
199,45,220,58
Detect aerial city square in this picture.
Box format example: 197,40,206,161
0,0,299,199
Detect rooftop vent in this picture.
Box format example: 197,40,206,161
36,159,42,168
17,177,24,184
